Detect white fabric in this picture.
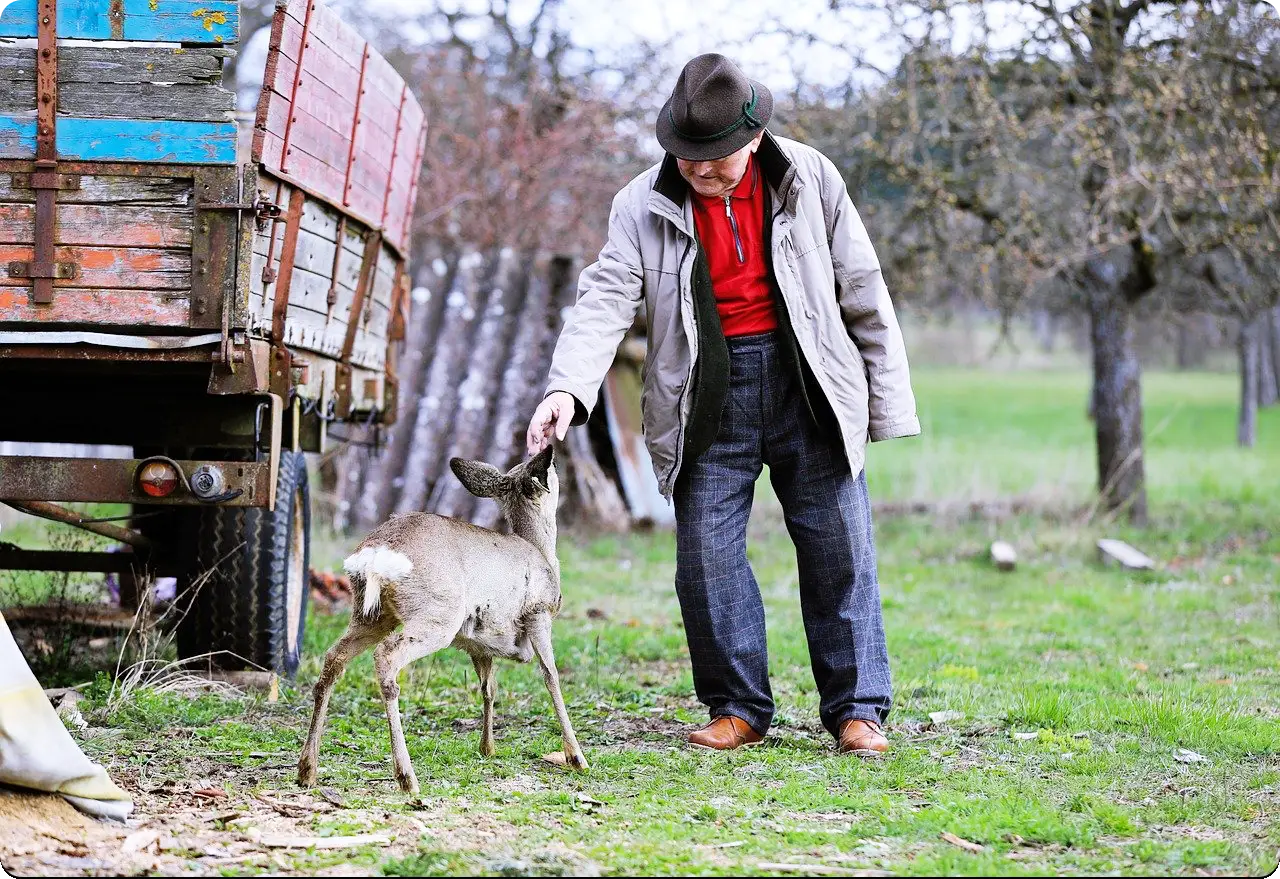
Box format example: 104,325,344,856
0,612,133,820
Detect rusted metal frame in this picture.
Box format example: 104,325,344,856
0,456,274,508
334,229,383,416
0,160,200,179
381,259,408,426
0,345,215,363
191,166,241,334
379,84,410,229
342,43,371,208
261,180,286,286
0,550,143,574
251,1,291,164
3,500,151,549
399,126,428,250
255,167,410,263
325,215,346,315
268,188,306,399
279,0,318,175
19,0,76,303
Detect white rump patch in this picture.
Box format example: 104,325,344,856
344,546,413,617
345,546,413,581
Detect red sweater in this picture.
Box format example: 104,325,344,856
691,157,778,337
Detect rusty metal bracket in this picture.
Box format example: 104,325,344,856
334,229,382,416
31,0,69,306
326,215,346,313
7,260,78,280
197,194,283,232
9,172,80,191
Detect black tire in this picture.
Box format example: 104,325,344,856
177,451,311,678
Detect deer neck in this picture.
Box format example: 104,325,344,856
507,507,559,577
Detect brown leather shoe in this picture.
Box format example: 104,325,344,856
838,719,889,756
687,716,764,751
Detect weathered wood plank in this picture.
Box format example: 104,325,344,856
0,287,188,325
0,45,231,86
0,244,190,290
0,174,192,207
0,203,192,248
0,116,237,164
0,0,238,45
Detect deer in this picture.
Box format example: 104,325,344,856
297,446,587,794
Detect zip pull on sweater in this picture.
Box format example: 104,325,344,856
690,156,777,337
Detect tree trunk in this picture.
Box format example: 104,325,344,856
1238,316,1260,448
1269,305,1280,406
1088,290,1147,524
1259,309,1278,408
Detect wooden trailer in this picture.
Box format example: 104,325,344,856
0,0,426,675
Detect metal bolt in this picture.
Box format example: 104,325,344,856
41,16,50,24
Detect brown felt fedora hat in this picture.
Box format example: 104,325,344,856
657,53,773,161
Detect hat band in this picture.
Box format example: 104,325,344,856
669,86,762,144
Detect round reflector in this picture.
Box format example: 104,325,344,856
137,461,179,498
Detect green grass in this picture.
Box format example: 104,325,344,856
45,368,1280,874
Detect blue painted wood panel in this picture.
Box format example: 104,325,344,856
0,115,236,163
0,0,238,44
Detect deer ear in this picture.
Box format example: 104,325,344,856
526,445,554,491
449,458,506,498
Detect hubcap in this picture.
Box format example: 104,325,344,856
285,486,306,657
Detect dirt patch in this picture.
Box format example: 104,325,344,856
0,781,434,877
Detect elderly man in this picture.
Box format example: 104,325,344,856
527,54,919,755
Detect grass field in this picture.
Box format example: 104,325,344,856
5,368,1279,876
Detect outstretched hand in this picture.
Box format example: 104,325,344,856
527,391,575,455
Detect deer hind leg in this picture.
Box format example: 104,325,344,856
472,655,497,757
298,616,393,787
374,624,457,794
528,613,588,771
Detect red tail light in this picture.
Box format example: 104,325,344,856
137,461,179,497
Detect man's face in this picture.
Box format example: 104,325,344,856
676,134,764,198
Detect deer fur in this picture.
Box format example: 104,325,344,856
297,447,587,794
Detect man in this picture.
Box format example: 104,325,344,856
526,54,919,755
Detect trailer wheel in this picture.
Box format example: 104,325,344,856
177,451,310,678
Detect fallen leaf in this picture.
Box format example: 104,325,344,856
940,831,984,853
928,710,964,726
1012,732,1039,741
1213,678,1233,685
1133,662,1149,671
260,833,391,849
541,751,568,767
319,787,347,808
193,788,227,799
121,830,160,854
1174,748,1210,764
586,608,608,620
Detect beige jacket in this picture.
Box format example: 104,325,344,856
545,132,919,497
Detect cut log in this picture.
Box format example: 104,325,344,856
1097,538,1155,570
989,540,1017,571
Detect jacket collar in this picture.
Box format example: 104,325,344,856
648,130,799,230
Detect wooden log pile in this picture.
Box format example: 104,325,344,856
328,248,630,534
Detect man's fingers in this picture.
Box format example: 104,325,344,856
554,403,571,441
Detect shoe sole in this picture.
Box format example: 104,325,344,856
687,740,765,752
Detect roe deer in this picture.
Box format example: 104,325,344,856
297,447,587,793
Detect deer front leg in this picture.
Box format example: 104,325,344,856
528,613,588,771
472,655,497,757
374,626,456,794
298,621,389,787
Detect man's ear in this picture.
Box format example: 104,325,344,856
450,458,508,498
749,131,764,152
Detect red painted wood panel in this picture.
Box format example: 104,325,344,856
0,287,188,325
252,0,427,255
0,203,192,248
0,244,189,290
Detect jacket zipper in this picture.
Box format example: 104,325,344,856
724,196,745,264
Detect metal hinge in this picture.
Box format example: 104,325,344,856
197,195,284,232
9,172,80,191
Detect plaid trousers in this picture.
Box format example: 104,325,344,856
673,331,892,738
